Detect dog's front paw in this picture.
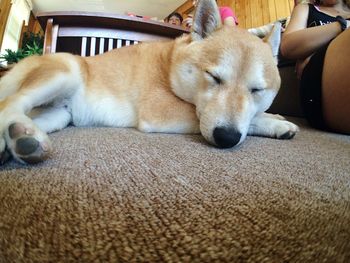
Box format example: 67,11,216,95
270,113,286,121
249,114,299,140
4,122,52,164
274,120,299,139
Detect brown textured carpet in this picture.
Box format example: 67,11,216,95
0,117,349,263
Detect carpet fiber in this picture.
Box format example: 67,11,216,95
1,118,349,262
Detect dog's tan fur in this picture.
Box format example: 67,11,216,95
0,0,298,164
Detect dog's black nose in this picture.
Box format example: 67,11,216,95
213,127,242,148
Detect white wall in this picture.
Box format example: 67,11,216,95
1,0,32,53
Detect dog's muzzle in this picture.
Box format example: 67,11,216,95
213,127,242,148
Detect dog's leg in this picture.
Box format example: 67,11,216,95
137,94,200,134
248,112,299,139
1,117,52,164
0,55,80,164
30,106,71,133
0,95,63,164
0,103,72,165
139,122,200,134
138,114,200,134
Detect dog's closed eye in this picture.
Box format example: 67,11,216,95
205,70,222,85
250,88,264,94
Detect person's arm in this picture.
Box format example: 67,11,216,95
281,4,345,60
183,14,193,30
223,16,236,27
219,7,238,27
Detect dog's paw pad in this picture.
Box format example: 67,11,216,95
16,137,40,155
278,131,296,140
274,121,299,140
8,123,34,139
6,122,52,164
15,137,51,164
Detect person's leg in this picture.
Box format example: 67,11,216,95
300,44,328,130
322,29,350,134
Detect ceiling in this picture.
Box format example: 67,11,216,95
31,0,187,20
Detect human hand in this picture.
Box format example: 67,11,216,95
183,15,193,30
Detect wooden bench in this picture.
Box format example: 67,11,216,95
36,12,189,57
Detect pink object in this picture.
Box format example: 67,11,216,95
219,6,239,25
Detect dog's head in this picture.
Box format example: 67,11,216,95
170,0,281,148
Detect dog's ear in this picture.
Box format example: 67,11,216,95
191,0,222,41
263,22,281,62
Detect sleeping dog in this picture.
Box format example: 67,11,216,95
0,0,298,164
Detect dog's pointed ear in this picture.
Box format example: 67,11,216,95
263,22,281,62
191,0,222,41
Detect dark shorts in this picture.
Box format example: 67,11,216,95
300,42,331,130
